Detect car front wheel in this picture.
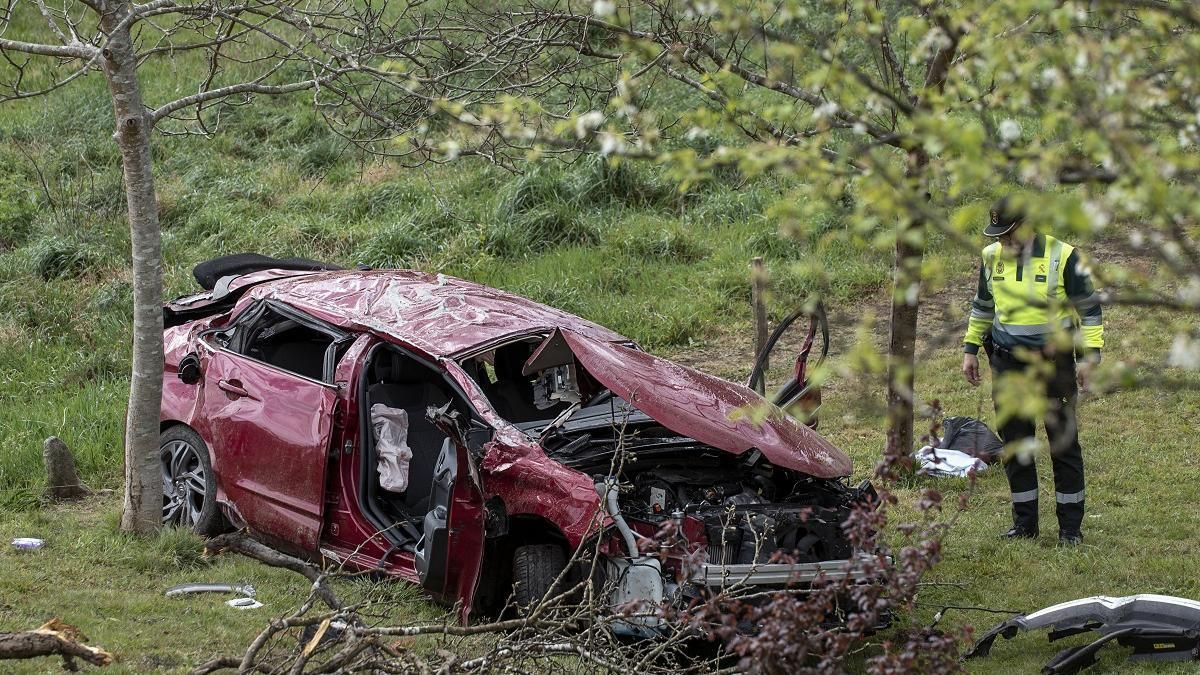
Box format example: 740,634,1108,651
512,544,567,609
160,425,223,535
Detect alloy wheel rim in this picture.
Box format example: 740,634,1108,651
161,439,206,527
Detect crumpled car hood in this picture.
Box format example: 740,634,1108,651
559,330,853,478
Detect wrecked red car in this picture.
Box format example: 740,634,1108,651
159,255,874,622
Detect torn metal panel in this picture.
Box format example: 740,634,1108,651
558,329,852,478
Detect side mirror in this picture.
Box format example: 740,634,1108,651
178,353,202,385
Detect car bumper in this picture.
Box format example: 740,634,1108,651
689,554,885,588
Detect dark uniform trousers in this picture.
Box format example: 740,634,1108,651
988,346,1086,534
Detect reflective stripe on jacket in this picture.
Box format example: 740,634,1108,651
963,234,1104,356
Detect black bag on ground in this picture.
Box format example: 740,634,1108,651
938,416,1003,464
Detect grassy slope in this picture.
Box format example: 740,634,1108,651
2,17,1200,675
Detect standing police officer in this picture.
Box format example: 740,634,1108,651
961,197,1104,546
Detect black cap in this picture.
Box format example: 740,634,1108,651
985,196,1024,237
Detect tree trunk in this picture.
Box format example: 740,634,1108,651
885,225,923,458
100,5,164,534
884,28,957,459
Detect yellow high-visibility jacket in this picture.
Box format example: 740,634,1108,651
963,234,1104,358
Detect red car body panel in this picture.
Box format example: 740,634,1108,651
199,349,336,552
241,270,627,357
160,268,856,618
559,330,853,478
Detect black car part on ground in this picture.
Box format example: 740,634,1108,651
745,302,828,406
964,594,1200,673
938,416,1003,463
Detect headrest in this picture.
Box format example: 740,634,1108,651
373,351,410,383
494,343,533,382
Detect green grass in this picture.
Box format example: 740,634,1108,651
2,7,1200,672
0,496,447,673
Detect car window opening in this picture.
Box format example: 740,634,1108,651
361,346,469,547
464,338,611,427
237,304,343,382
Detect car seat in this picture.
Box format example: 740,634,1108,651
368,352,450,515
486,343,548,423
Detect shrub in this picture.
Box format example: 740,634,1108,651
568,155,676,209
616,226,708,262
31,235,100,280
485,205,598,256
745,229,805,259
495,165,571,219
299,137,344,176
0,174,37,250
354,221,436,269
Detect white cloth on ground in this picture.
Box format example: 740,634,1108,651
914,444,988,477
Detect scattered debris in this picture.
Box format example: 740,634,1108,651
43,436,89,501
225,597,264,610
11,538,44,551
914,446,988,477
914,416,1003,477
937,416,1003,462
165,583,256,599
964,594,1200,673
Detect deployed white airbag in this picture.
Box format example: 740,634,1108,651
371,404,412,492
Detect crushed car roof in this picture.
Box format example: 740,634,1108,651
243,270,628,356
560,330,853,478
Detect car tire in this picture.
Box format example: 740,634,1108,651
160,425,224,535
512,544,567,608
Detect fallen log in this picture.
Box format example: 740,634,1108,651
0,619,112,670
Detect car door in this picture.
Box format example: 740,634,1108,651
413,402,488,618
198,301,346,552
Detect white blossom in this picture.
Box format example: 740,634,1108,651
685,126,708,141
1128,229,1145,248
905,283,919,306
1167,333,1200,370
1073,50,1089,74
685,1,718,18
598,132,625,156
813,101,839,120
998,118,1022,144
852,122,867,135
439,140,460,160
1083,200,1110,231
592,0,615,16
574,111,604,138
1040,67,1061,86
1178,276,1200,305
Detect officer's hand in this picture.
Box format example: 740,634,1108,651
962,354,981,387
1077,361,1092,395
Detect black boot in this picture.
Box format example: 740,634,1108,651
1058,531,1083,547
1001,525,1039,539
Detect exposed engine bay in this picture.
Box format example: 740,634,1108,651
538,408,875,608
482,325,873,627
567,439,860,566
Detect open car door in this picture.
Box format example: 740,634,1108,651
413,405,487,618
746,302,829,428
196,301,346,553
